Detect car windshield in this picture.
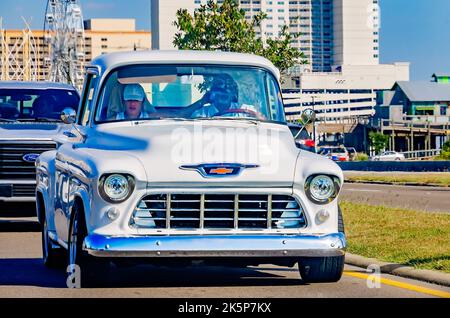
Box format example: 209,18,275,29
0,88,79,121
95,65,286,123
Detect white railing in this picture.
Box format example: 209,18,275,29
403,115,450,124
400,149,442,160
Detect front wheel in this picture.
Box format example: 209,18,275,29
67,202,110,288
298,255,345,283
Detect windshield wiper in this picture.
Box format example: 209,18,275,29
133,117,195,123
17,117,61,122
193,117,260,125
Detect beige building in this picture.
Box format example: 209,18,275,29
0,29,48,81
0,18,151,82
84,19,151,61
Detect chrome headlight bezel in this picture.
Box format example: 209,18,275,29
98,173,135,203
305,174,341,205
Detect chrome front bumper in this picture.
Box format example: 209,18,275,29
83,233,346,258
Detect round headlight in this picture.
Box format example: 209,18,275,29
104,174,129,201
99,174,134,203
306,175,339,204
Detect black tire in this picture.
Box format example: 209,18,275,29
40,203,65,268
298,255,345,283
338,205,345,234
67,201,110,288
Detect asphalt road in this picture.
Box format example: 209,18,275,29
340,183,450,213
0,204,449,298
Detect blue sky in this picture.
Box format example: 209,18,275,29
0,0,449,80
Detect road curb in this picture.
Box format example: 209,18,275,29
345,253,450,287
344,180,448,188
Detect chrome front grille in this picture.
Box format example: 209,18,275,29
12,184,36,197
131,194,306,230
0,142,56,180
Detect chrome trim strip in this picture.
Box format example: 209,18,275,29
200,194,205,229
267,194,272,229
145,184,294,189
0,139,55,143
0,197,35,202
166,194,171,229
234,194,239,229
84,233,346,258
0,180,36,185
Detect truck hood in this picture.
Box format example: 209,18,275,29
0,122,68,141
87,120,300,187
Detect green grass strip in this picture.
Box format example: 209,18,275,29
340,201,450,273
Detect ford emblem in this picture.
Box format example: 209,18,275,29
22,153,40,163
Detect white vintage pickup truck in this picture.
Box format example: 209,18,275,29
36,50,346,287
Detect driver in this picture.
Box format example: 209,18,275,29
190,74,260,119
33,96,54,118
116,84,153,120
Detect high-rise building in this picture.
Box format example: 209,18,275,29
289,0,334,72
333,0,379,66
151,0,196,50
151,0,379,72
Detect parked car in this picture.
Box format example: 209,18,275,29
36,51,346,287
345,147,357,161
288,123,315,153
318,146,350,162
371,151,406,161
0,81,80,203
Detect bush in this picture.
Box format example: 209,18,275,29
443,140,450,152
354,153,369,161
438,151,450,160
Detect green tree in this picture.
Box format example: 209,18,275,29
438,140,450,160
369,132,389,155
173,0,307,79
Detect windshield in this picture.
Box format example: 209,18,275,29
0,88,79,121
95,65,286,123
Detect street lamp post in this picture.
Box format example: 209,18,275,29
311,95,317,143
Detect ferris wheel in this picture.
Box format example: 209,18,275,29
44,0,85,90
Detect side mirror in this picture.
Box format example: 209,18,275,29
61,108,77,124
300,108,316,126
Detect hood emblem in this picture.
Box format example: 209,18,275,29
180,163,259,178
22,153,40,163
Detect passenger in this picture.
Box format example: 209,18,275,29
116,84,152,120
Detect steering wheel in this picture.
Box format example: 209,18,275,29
216,108,265,120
